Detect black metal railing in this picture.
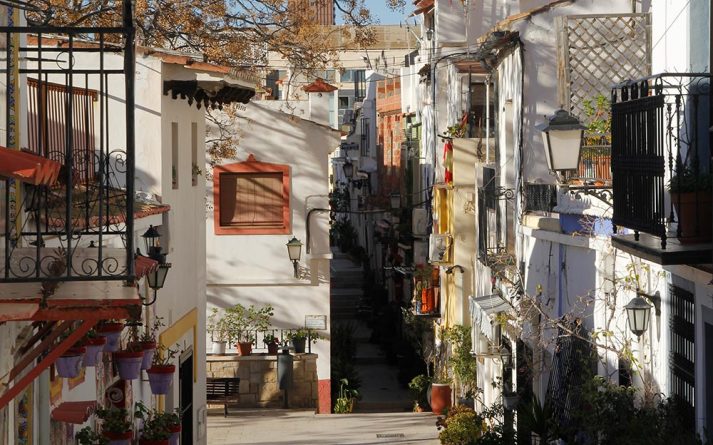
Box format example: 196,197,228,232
523,183,558,213
577,144,612,183
1,4,135,282
210,328,320,354
611,73,711,248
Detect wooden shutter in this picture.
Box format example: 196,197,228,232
221,172,284,228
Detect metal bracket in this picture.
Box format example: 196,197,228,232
566,185,613,206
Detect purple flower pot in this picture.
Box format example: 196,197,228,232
113,351,144,380
147,365,175,395
169,426,181,445
55,348,85,378
101,331,122,352
84,344,104,367
141,347,156,370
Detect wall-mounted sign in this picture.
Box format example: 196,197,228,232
305,315,327,330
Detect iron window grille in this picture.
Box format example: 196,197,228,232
523,183,558,213
669,284,695,431
1,4,136,283
611,73,711,249
478,167,514,267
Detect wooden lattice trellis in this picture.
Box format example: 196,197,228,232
557,13,651,122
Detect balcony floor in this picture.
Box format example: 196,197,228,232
612,233,712,266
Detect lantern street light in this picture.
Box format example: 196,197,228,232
390,192,401,210
140,225,172,306
625,295,652,338
535,109,586,173
286,237,303,278
342,160,354,180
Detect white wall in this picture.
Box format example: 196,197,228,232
206,102,339,384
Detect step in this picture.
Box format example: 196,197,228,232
353,401,413,413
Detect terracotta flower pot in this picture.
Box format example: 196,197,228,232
97,322,124,352
430,383,452,415
113,351,144,380
130,341,157,370
672,192,712,243
103,430,132,445
236,342,252,356
82,336,107,367
56,347,86,378
147,364,176,394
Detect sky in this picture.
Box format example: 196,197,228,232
336,0,407,25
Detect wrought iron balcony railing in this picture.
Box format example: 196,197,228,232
0,7,136,283
611,73,711,251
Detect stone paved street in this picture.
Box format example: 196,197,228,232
207,409,440,444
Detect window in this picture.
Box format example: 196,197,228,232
171,122,179,189
27,78,97,183
213,155,290,235
338,96,350,109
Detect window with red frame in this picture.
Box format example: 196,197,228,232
213,156,290,235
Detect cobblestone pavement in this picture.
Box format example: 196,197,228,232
207,409,440,444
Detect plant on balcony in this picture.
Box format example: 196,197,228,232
207,308,230,354
76,426,109,445
147,344,179,395
442,325,477,402
582,94,612,145
96,407,132,444
225,303,274,356
286,328,321,353
669,167,712,242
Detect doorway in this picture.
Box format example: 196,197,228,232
179,348,193,444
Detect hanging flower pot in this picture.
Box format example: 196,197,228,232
102,430,133,445
113,351,144,380
97,322,125,352
147,364,175,395
168,424,181,445
82,336,107,367
55,347,86,378
131,341,157,370
236,342,252,356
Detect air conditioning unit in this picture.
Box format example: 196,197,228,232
428,233,452,264
412,208,428,237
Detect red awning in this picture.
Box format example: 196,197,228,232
0,146,62,186
51,401,96,424
135,255,159,279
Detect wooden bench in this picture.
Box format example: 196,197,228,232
206,377,240,417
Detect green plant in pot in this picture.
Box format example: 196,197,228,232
333,378,360,414
430,327,453,415
442,325,477,404
76,426,109,445
129,317,164,371
286,328,321,353
207,308,230,354
669,167,712,242
263,332,281,355
95,407,133,444
147,344,179,395
408,374,432,412
134,401,171,445
225,304,273,356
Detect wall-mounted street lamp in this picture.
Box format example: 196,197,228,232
625,291,661,338
140,225,171,306
390,192,401,210
286,237,303,278
342,160,354,180
535,109,612,205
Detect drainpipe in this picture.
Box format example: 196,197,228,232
485,76,491,163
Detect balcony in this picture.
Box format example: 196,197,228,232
610,73,711,265
477,167,515,268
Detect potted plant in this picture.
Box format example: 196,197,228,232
113,331,145,380
669,167,712,242
76,426,109,445
146,344,179,395
55,344,86,379
207,308,230,354
286,328,320,353
333,378,359,414
430,327,452,415
82,329,107,367
156,409,181,445
225,304,273,356
96,320,124,352
263,332,281,355
130,317,164,370
134,402,171,445
96,407,132,445
408,374,432,412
